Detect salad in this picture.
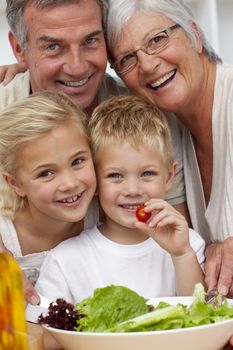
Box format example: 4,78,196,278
38,283,233,332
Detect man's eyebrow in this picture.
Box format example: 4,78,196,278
37,30,104,44
85,29,104,38
37,35,61,44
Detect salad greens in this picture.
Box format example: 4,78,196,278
74,284,233,333
75,285,149,332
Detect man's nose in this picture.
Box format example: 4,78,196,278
63,48,88,75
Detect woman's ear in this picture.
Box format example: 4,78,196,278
165,161,177,192
3,172,26,197
8,31,29,70
191,21,203,53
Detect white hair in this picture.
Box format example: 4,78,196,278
106,0,222,64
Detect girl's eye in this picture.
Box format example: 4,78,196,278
72,158,84,166
38,170,53,178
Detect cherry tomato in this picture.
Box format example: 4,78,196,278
135,205,151,222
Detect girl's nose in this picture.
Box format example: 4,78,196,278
58,171,77,192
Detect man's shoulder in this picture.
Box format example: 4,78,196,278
98,72,128,103
0,71,30,111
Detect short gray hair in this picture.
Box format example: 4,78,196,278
6,0,108,48
106,0,222,65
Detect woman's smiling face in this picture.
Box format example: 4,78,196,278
113,11,204,113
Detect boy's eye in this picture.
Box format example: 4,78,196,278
108,173,122,179
142,171,155,177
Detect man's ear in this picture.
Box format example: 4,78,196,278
8,31,29,70
191,21,203,54
165,161,177,192
3,172,26,197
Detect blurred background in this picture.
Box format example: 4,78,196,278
0,0,233,68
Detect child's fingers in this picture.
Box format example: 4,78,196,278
148,207,185,228
144,198,179,215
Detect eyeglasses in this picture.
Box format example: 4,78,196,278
111,24,181,76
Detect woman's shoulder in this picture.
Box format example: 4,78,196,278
217,64,233,83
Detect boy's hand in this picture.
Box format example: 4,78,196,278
134,199,190,256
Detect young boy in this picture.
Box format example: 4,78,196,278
36,95,205,303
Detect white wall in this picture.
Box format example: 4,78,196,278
0,0,233,66
0,8,16,64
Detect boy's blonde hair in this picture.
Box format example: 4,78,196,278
89,94,174,168
0,90,89,219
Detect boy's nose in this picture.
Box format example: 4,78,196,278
124,179,142,196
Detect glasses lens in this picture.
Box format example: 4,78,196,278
148,33,169,54
116,54,137,75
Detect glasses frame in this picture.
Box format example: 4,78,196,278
111,23,181,75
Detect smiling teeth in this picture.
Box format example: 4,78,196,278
151,70,175,88
122,204,141,210
63,79,88,87
59,195,80,204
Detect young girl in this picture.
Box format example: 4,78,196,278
0,90,97,297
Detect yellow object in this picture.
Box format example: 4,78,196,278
0,252,28,350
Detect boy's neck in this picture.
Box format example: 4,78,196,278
99,220,149,245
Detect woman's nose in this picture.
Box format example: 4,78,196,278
137,50,161,73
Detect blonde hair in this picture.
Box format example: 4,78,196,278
0,90,89,219
89,94,174,169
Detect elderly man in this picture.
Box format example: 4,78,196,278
0,0,126,113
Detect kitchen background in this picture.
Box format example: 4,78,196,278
0,0,233,71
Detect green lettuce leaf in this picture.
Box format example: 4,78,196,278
75,285,149,332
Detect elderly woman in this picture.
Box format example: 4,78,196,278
105,0,233,297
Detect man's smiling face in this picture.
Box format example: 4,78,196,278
20,0,107,110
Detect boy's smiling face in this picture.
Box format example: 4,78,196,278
95,140,175,235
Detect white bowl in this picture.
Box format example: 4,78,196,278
44,296,233,350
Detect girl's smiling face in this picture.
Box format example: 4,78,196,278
113,11,204,114
8,123,96,224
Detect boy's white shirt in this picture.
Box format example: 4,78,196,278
35,224,205,303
